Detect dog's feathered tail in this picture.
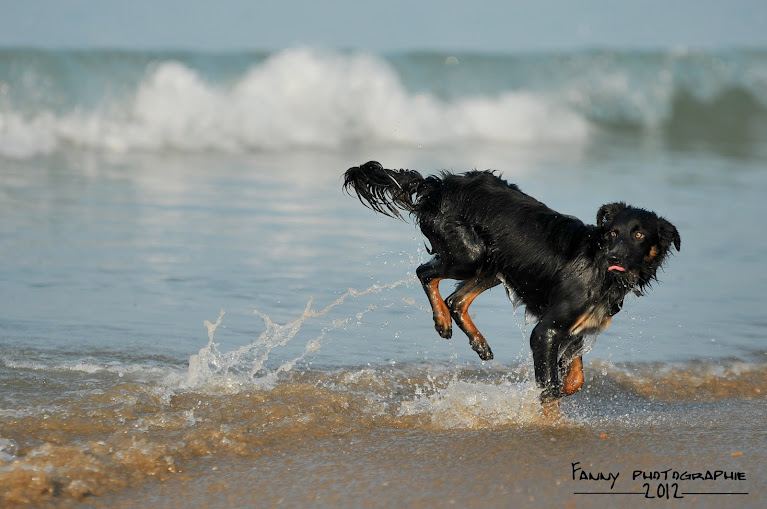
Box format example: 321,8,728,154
343,161,427,219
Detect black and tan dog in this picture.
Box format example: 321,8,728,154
343,161,680,413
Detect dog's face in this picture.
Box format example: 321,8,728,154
597,202,681,288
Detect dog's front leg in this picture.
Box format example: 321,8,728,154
530,321,565,405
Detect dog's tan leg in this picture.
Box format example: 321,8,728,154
446,275,500,360
561,356,584,396
426,277,452,338
417,259,452,339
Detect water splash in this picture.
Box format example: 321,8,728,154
184,279,413,390
399,377,543,428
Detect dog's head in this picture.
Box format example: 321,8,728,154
597,202,681,290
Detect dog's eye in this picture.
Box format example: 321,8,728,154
610,231,617,237
634,232,644,239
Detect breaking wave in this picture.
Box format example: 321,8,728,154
3,47,767,159
0,48,589,158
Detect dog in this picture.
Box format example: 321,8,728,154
343,161,680,412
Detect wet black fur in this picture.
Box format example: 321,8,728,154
343,161,680,403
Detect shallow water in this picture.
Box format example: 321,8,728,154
1,48,766,506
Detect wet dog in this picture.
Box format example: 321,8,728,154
343,161,680,412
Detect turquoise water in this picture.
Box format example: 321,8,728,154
2,47,767,156
0,48,765,505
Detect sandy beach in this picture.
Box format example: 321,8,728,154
94,408,764,508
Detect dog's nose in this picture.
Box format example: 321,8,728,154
606,250,625,266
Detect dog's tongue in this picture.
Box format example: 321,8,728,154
608,265,627,272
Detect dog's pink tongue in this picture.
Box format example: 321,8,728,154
608,265,627,272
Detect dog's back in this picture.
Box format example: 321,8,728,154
414,171,596,299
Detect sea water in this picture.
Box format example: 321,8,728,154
0,48,765,506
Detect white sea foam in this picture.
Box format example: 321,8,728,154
0,438,18,462
4,47,767,159
399,378,542,428
0,357,175,378
0,48,591,158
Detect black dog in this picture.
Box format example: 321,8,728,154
343,161,680,410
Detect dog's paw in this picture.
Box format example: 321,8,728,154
470,340,493,360
435,323,452,339
433,312,452,339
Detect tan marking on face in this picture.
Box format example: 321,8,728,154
644,245,659,263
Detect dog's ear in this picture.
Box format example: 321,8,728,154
658,218,681,252
596,202,626,227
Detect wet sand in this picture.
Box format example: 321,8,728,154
93,409,764,509
2,362,764,508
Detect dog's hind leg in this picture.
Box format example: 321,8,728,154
445,273,500,360
416,257,453,339
417,217,487,342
